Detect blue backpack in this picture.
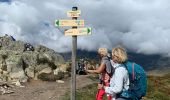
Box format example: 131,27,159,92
120,61,147,100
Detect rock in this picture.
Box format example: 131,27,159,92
2,71,8,75
22,52,38,67
25,67,35,78
0,35,65,83
36,62,53,72
0,55,7,71
0,74,7,81
53,68,60,75
6,55,28,82
57,63,71,73
15,81,25,87
0,36,25,52
34,45,48,52
56,80,64,83
39,67,52,74
10,71,28,83
0,69,2,74
35,45,64,64
0,83,14,95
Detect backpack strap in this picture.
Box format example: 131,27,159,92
109,59,114,77
124,62,135,81
132,63,135,81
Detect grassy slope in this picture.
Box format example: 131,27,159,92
62,73,170,100
144,73,170,100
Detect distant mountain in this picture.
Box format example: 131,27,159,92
60,50,98,61
60,50,170,71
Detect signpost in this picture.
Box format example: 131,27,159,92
55,6,91,100
67,10,81,17
65,28,92,36
71,7,77,100
55,20,84,27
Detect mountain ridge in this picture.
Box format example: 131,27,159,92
60,50,170,71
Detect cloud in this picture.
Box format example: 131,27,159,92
0,0,11,3
0,0,170,56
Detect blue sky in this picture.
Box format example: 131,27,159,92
0,0,170,56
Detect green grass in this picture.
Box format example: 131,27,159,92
62,83,107,100
144,73,170,100
62,73,170,100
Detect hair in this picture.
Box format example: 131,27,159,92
112,46,128,63
98,48,108,57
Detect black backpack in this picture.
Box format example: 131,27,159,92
24,43,34,51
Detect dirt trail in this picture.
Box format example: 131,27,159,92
0,75,95,100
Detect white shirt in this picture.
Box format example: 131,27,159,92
105,61,129,100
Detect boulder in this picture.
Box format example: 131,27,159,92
39,67,52,74
0,36,25,52
6,55,28,82
0,35,66,83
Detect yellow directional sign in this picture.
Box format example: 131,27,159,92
67,10,81,17
55,20,84,27
65,28,92,36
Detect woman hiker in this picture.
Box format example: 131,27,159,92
101,47,130,100
86,48,114,100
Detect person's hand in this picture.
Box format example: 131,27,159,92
104,74,110,83
98,84,103,89
85,70,94,73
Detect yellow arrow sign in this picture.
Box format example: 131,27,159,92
67,10,81,17
65,28,92,36
55,20,84,27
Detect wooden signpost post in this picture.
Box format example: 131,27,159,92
55,7,91,100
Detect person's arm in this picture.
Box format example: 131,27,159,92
104,67,126,94
86,62,105,74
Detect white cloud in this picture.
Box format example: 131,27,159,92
0,0,170,56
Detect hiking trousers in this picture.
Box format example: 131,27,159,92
96,89,112,100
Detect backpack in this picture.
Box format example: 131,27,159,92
98,56,114,85
120,61,147,100
24,43,34,51
102,56,114,77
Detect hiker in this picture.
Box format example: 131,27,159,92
86,48,113,100
99,47,129,100
76,59,86,75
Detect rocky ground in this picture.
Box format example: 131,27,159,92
0,35,98,100
0,75,95,100
0,35,78,100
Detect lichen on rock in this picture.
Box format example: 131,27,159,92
0,35,67,83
